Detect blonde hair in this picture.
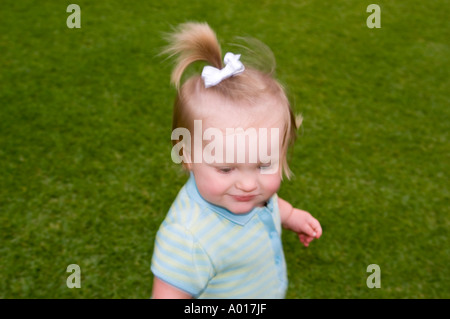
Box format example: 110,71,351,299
163,22,300,179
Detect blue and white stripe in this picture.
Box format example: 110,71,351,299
151,173,288,298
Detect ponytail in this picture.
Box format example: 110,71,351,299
163,22,223,89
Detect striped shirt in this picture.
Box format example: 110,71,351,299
151,173,288,298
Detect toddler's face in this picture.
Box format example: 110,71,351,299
188,112,283,213
191,160,281,214
184,90,287,214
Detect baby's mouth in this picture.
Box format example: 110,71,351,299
232,195,256,202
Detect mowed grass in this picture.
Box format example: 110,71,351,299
0,1,448,298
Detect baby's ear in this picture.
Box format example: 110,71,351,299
295,114,303,130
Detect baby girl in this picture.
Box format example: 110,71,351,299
151,22,322,298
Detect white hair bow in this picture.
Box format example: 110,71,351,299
201,52,245,88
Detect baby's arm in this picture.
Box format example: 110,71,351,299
278,197,322,247
152,277,193,299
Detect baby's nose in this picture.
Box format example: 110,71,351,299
236,177,257,192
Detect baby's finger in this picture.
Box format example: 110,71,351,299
298,233,314,247
298,234,308,246
302,223,317,238
308,217,323,239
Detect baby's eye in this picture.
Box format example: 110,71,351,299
258,163,271,170
217,167,233,174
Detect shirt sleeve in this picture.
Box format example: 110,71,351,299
151,222,214,297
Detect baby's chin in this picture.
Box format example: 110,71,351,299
226,201,265,215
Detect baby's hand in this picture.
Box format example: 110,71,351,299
287,208,322,247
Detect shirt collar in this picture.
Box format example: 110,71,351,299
185,172,273,226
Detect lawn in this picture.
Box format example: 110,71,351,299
0,0,448,298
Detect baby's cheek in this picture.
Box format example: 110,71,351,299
199,179,226,199
204,185,219,197
265,175,281,194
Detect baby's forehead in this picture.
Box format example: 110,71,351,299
199,99,285,130
203,117,284,134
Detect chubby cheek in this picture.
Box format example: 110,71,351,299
200,181,226,200
193,168,229,200
262,174,282,195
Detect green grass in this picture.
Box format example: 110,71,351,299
0,0,448,298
